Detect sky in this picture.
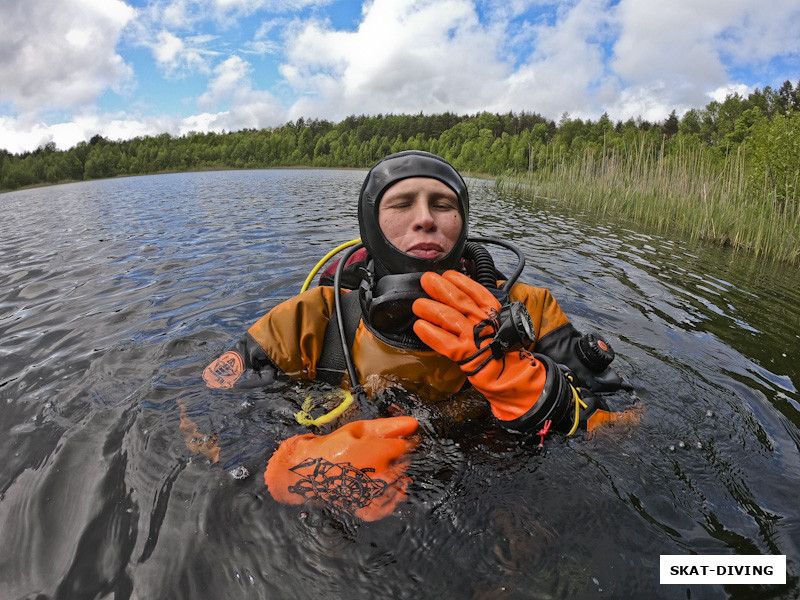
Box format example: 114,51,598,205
1,0,799,154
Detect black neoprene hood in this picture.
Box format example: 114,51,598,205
358,150,469,275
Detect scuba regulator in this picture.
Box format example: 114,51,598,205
359,236,530,346
303,235,630,437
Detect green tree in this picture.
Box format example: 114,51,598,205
679,109,702,136
747,110,800,209
663,110,680,137
726,106,764,146
776,80,798,114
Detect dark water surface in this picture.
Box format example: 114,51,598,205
1,170,798,600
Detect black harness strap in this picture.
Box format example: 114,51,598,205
315,289,362,385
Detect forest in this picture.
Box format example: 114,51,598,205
2,80,798,261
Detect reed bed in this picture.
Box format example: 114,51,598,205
498,139,800,264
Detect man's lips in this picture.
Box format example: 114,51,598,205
405,243,444,258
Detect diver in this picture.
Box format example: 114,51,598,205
197,150,634,521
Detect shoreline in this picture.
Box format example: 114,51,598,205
4,163,796,266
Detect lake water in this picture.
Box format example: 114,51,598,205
1,169,798,599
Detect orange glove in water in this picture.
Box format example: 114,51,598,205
264,416,419,521
413,271,560,424
178,400,221,463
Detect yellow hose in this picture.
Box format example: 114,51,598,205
300,238,362,293
566,384,588,437
295,390,355,427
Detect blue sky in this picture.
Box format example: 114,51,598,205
2,0,799,154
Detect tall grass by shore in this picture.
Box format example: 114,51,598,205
498,138,800,264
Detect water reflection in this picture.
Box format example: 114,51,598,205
0,170,797,599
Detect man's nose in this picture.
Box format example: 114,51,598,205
411,201,436,230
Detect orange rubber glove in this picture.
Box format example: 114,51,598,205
203,350,245,388
264,416,419,521
412,270,549,422
178,400,221,463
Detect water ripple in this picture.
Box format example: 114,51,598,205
0,170,798,599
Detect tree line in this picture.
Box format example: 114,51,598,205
1,79,798,194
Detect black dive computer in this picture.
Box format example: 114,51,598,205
493,301,536,356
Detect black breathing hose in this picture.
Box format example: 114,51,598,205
466,237,526,290
463,241,498,289
333,241,364,393
331,236,526,391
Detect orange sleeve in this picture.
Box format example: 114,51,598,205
247,287,339,380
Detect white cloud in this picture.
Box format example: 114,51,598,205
197,55,288,128
0,0,135,114
504,0,617,118
279,0,626,121
2,0,799,154
277,0,642,122
607,0,800,120
282,0,509,120
141,0,330,30
0,50,286,152
130,1,325,77
154,30,186,65
0,111,183,154
611,1,732,107
708,83,755,103
1,116,66,154
212,0,334,16
149,30,217,76
0,101,287,153
199,56,253,109
279,0,800,125
244,40,281,55
714,0,800,64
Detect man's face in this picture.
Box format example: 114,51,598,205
377,177,463,261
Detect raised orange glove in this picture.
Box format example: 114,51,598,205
264,417,419,521
412,271,567,427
